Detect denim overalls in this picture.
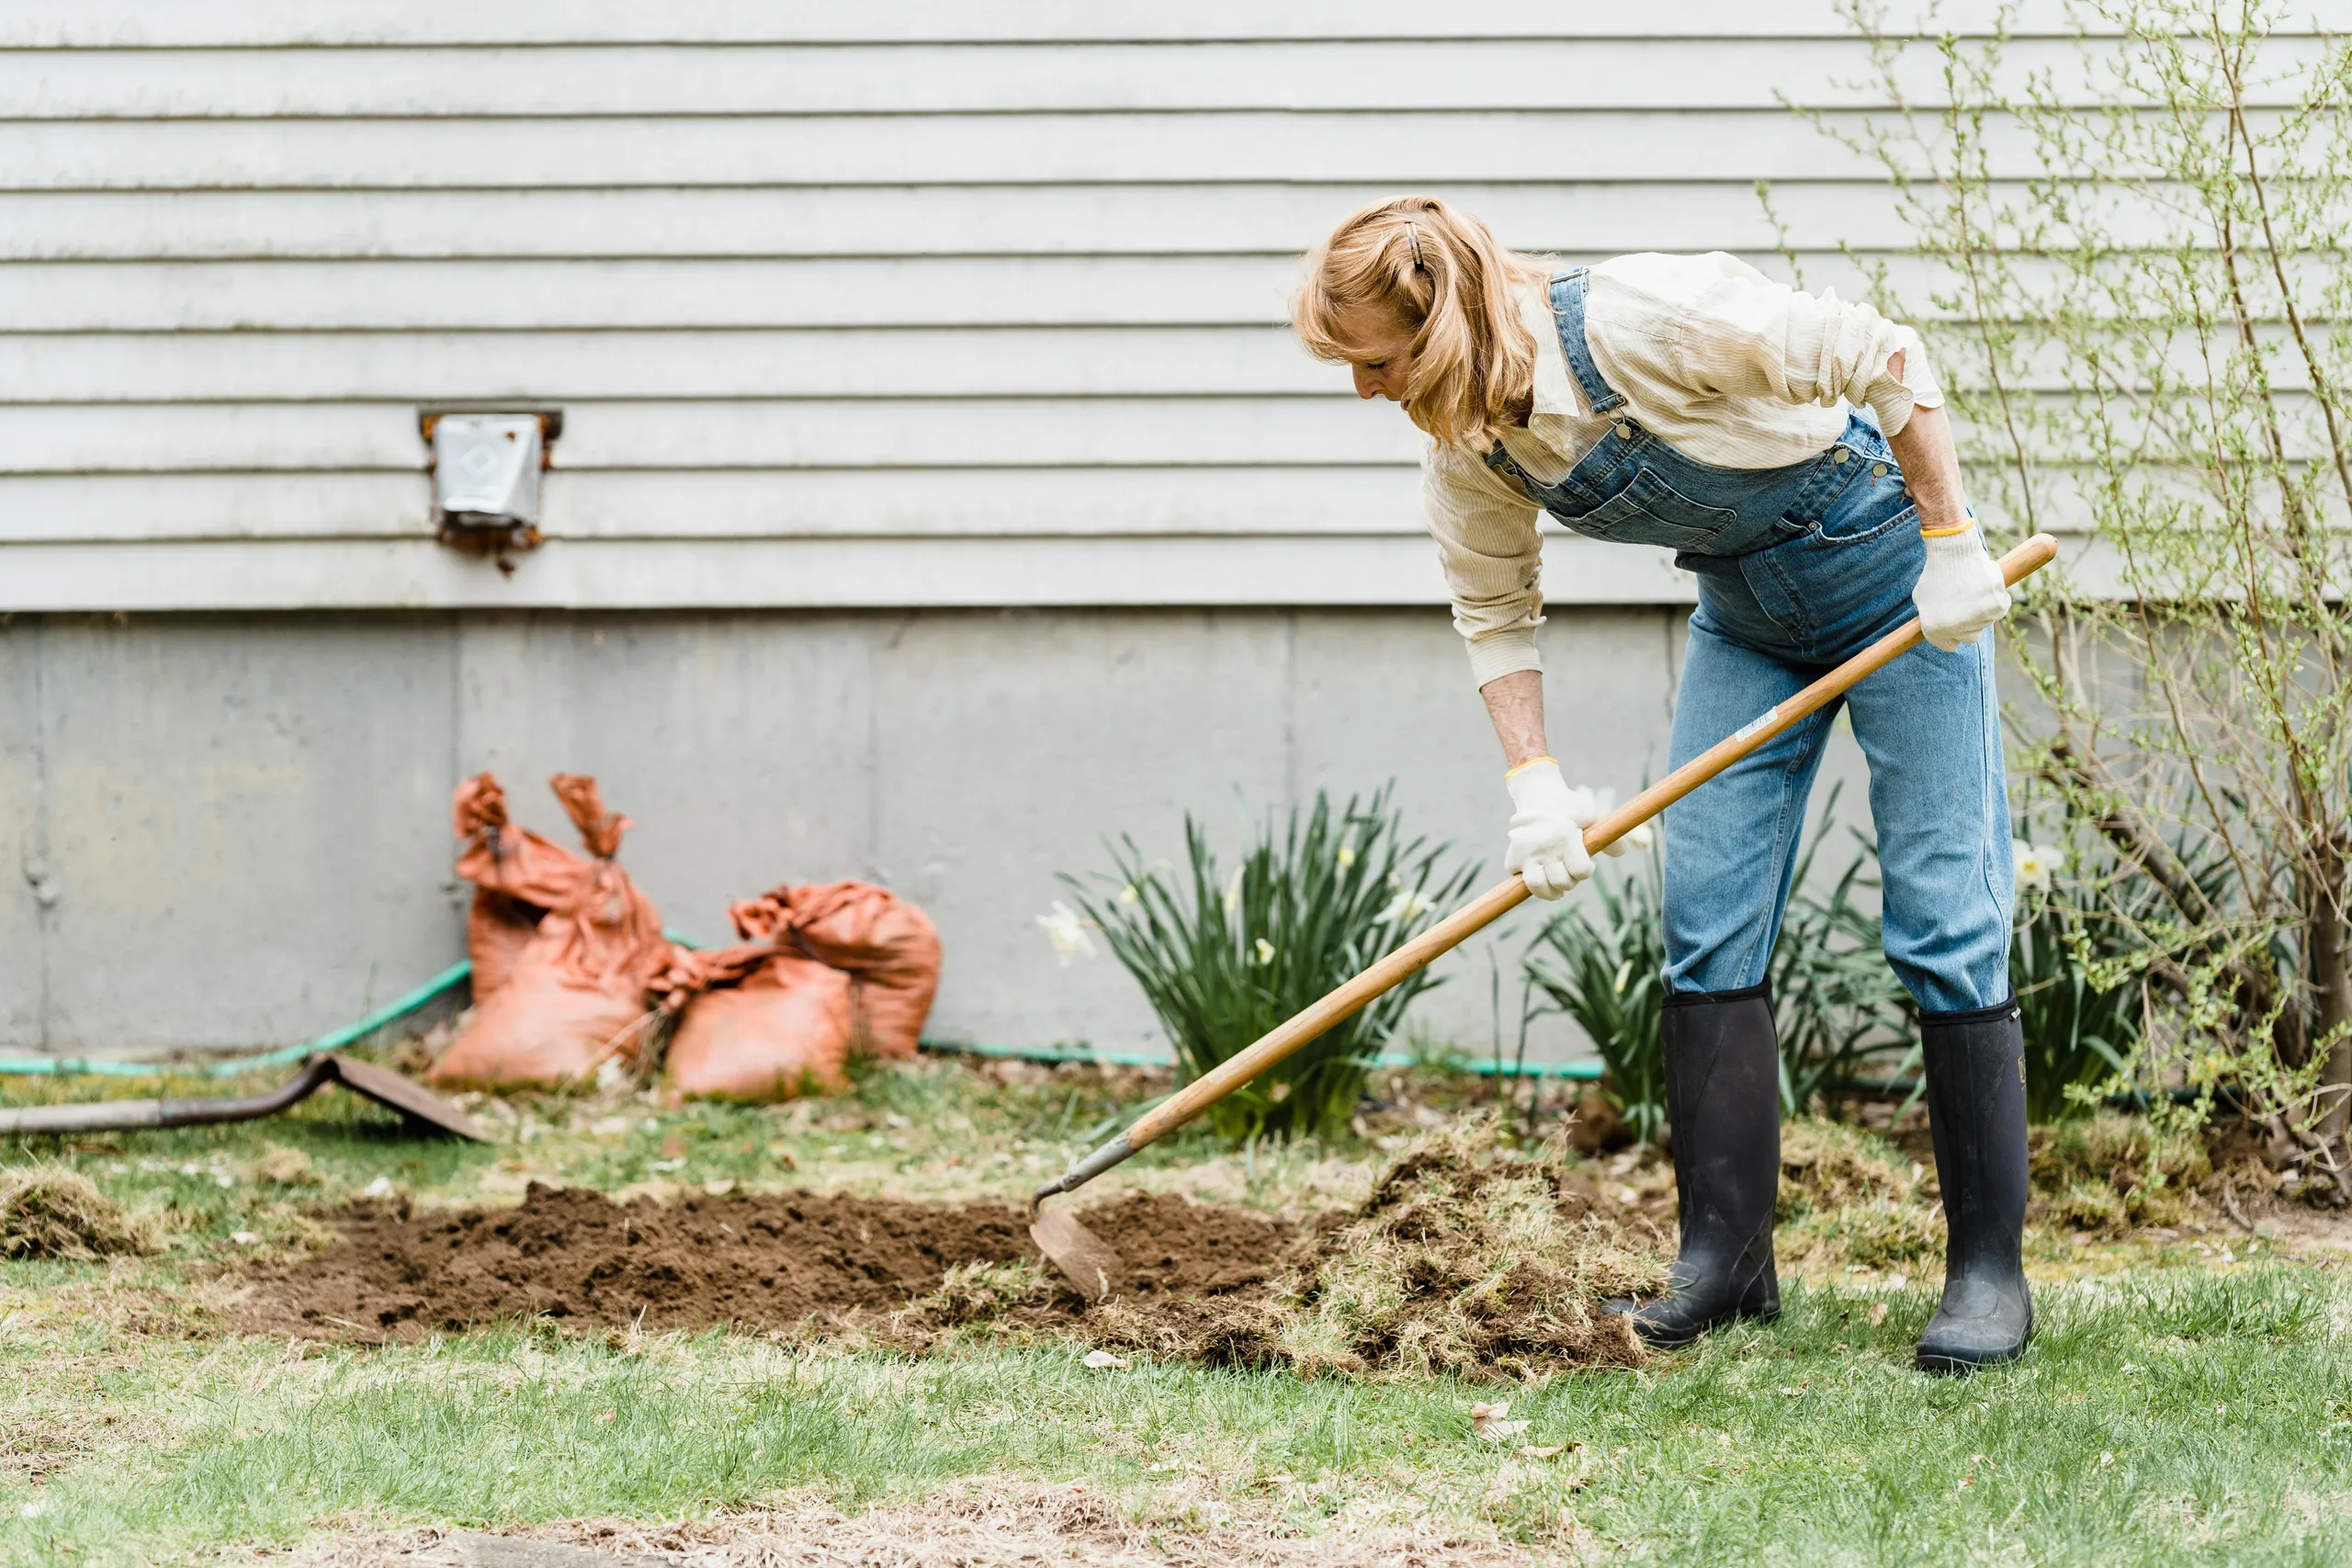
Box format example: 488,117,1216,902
1484,270,2013,1011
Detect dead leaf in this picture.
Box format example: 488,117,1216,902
1867,1300,1890,1325
703,1179,736,1197
1470,1401,1532,1441
1082,1349,1130,1371
1517,1444,1566,1461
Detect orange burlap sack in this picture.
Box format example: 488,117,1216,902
732,882,942,1059
430,774,678,1089
657,880,937,1103
449,773,597,1004
663,952,854,1101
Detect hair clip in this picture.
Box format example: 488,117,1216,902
1404,224,1426,275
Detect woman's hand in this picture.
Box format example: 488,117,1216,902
1505,759,1595,900
1913,523,2011,651
1886,387,2011,650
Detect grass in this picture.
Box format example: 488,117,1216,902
1,1052,2348,1564
5,1272,2348,1564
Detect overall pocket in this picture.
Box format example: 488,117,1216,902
1557,469,1741,548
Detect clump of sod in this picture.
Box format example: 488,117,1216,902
2030,1111,2211,1233
0,1165,164,1260
1776,1118,1943,1269
912,1258,1054,1325
1098,1118,1667,1380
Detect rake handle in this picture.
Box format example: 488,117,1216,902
1035,533,2057,1204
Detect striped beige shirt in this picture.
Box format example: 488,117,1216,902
1425,252,1944,687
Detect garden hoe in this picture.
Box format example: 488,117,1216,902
1030,533,2062,1302
0,1054,489,1141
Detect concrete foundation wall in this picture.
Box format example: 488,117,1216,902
0,604,1896,1059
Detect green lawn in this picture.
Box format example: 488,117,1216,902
1,1055,2347,1565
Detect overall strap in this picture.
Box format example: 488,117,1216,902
1549,268,1627,415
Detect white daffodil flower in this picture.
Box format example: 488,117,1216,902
1254,937,1276,965
1118,858,1173,904
1378,881,1434,924
1036,900,1097,964
2012,839,2059,892
1337,843,1357,868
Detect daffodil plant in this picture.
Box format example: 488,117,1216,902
1060,786,1476,1142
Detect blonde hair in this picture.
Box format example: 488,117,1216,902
1293,196,1550,450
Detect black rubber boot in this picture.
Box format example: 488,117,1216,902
1916,998,2035,1375
1604,983,1781,1348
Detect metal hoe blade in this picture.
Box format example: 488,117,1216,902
1029,1205,1124,1303
320,1054,489,1141
0,1053,488,1141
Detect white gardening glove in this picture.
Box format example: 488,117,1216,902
1505,759,1595,900
1562,784,1650,859
1912,517,2011,652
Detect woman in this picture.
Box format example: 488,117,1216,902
1296,197,2028,1373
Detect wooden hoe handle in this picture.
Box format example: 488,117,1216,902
1031,533,2059,1209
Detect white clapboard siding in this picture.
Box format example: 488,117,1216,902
11,4,2261,612
14,39,2267,118
0,183,1926,261
0,468,1426,543
0,113,1939,191
0,398,1419,473
0,1,2092,49
0,253,1932,333
4,325,2188,407
0,328,1333,402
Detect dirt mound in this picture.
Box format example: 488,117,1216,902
231,1183,1290,1343
0,1165,163,1260
1083,1121,1667,1380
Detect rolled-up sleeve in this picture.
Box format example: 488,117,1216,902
1422,444,1546,688
1653,253,1944,436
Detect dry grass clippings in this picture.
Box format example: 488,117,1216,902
1775,1119,1942,1271
252,1146,322,1187
2030,1112,2211,1235
1092,1118,1667,1381
912,1258,1055,1325
0,1164,164,1261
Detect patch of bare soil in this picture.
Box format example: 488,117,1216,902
268,1479,1556,1567
230,1184,1286,1344
231,1122,1668,1381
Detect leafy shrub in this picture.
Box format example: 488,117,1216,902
1065,787,1476,1142
2012,895,2139,1122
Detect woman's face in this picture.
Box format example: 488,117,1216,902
1336,312,1419,411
